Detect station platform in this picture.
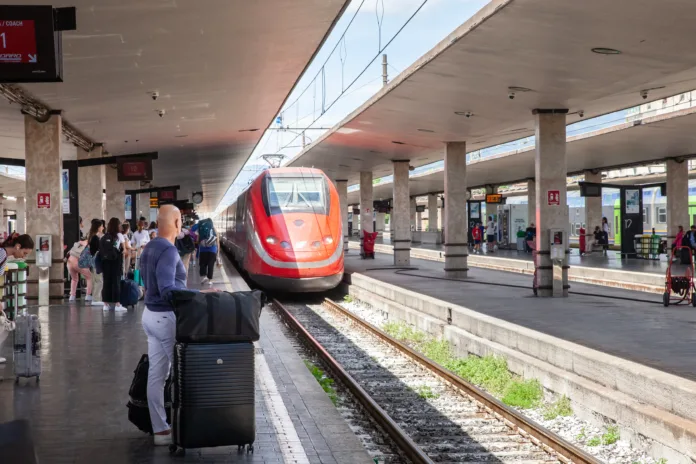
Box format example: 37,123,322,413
0,255,370,464
348,237,675,293
343,251,696,381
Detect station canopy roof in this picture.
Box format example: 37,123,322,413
288,0,696,186
5,0,349,212
347,107,696,204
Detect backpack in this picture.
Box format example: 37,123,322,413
77,247,93,269
99,234,120,261
127,354,172,434
197,219,216,247
175,234,196,256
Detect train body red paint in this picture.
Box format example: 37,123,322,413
216,167,344,292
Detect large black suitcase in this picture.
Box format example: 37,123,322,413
170,342,255,456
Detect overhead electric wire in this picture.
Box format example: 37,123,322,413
278,0,431,154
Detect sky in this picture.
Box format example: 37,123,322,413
211,0,489,215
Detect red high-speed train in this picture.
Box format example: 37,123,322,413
216,167,344,292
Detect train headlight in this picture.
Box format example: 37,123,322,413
266,236,278,245
280,241,291,249
323,236,334,245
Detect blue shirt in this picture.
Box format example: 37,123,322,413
191,223,218,254
140,237,191,312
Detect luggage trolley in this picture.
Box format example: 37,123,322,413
663,246,696,307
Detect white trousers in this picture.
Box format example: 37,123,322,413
141,308,176,433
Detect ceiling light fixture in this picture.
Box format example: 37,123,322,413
591,47,621,55
175,135,188,138
417,129,435,133
391,141,405,145
239,128,260,132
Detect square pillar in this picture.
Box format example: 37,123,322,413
485,185,498,224
336,180,349,254
584,170,603,253
410,197,416,230
444,142,468,278
104,164,123,221
666,159,689,247
359,171,373,255
392,161,411,266
25,111,64,301
138,192,150,221
527,179,536,230
534,109,569,297
78,145,105,223
427,194,439,231
16,196,25,234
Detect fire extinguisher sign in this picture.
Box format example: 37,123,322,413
37,192,51,208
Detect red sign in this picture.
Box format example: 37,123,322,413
159,190,175,201
0,20,37,64
547,190,560,206
117,157,153,181
37,192,50,208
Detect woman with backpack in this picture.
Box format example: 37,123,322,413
100,217,126,312
66,237,92,302
191,218,219,285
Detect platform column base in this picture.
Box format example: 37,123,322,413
445,243,468,279
394,243,411,266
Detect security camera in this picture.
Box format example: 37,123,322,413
158,109,165,118
578,110,585,118
151,91,159,101
508,91,515,100
640,89,649,100
465,111,473,118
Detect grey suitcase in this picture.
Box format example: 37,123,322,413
13,311,41,383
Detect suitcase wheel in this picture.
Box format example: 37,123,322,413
169,444,185,456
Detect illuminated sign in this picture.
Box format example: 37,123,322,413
117,157,153,182
149,198,159,208
158,189,176,205
485,194,503,204
0,6,75,83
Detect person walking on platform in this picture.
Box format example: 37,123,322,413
100,218,126,312
120,222,134,277
87,219,105,307
140,205,219,446
191,218,220,285
472,222,482,254
486,216,496,253
601,217,610,253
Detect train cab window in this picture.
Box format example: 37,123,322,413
262,175,329,216
657,207,667,224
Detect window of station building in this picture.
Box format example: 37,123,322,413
657,206,667,224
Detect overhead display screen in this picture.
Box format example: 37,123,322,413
0,6,73,83
486,193,503,204
117,157,153,182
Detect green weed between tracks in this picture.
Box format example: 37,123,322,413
382,321,544,409
304,360,339,405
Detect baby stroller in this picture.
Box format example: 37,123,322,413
361,231,378,259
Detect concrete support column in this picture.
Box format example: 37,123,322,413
392,160,411,266
16,196,25,234
666,158,689,245
534,109,569,297
427,194,439,231
527,179,536,229
444,142,468,278
25,111,64,301
584,170,602,253
410,197,416,230
336,180,349,254
77,145,105,223
138,192,150,221
0,200,5,239
104,164,123,221
416,210,422,230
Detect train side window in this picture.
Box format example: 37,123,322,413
642,207,648,223
657,207,667,224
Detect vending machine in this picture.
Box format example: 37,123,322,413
497,205,528,249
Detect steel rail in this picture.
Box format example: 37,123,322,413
321,298,602,464
271,299,433,464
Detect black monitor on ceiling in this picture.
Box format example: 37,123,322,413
579,182,602,198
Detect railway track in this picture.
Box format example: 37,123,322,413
272,298,601,464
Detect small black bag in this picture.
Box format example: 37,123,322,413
127,354,172,435
170,290,266,343
175,235,196,256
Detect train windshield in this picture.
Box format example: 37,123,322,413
264,175,329,216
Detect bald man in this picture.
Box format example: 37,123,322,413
140,205,219,446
